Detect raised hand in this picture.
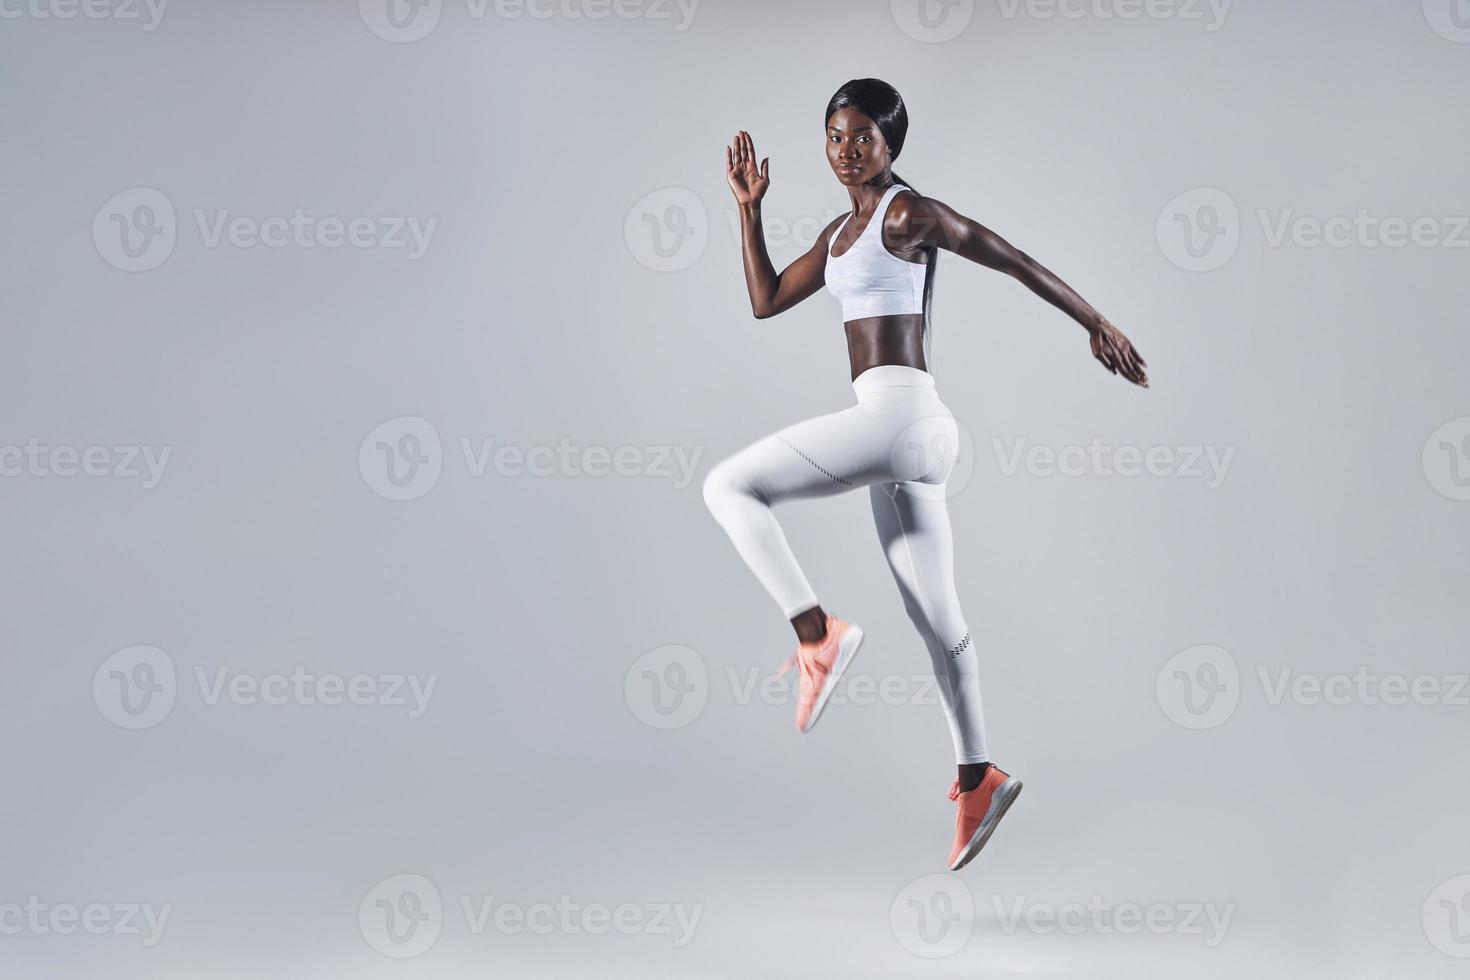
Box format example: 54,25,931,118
1089,317,1150,388
725,130,769,206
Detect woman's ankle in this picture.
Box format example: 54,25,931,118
790,605,828,645
956,762,991,793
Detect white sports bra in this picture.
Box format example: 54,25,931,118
824,183,928,322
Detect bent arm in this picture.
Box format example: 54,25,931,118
738,203,832,319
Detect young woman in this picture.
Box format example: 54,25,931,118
703,78,1148,871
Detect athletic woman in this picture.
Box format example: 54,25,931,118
702,78,1148,871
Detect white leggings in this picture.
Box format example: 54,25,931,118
702,365,989,764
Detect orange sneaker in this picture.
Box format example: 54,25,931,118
777,615,864,733
947,764,1023,870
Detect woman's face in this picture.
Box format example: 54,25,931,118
826,107,891,187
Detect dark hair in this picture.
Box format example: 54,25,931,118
825,78,938,361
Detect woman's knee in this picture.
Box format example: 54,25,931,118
702,456,748,521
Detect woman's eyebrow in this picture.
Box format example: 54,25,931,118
827,125,874,132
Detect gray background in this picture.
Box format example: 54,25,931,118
3,0,1468,976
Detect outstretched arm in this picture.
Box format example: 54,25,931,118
890,193,1149,388
726,130,830,320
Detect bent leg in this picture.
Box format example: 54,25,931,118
869,480,989,764
702,403,900,619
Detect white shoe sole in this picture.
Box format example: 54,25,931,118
949,777,1023,871
800,623,864,733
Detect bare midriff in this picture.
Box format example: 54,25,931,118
844,313,927,381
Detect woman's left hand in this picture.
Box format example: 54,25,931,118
1089,317,1149,388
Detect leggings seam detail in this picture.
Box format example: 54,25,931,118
947,631,972,659
777,436,852,486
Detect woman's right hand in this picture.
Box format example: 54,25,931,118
725,130,769,206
